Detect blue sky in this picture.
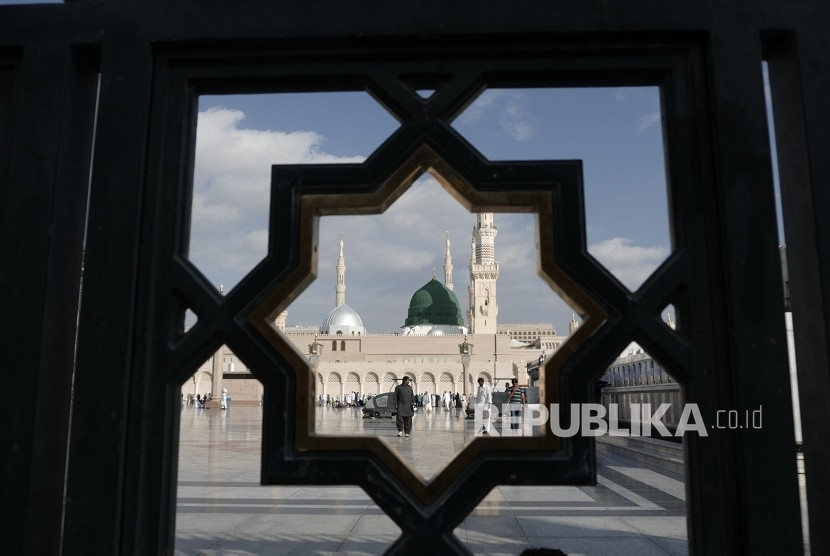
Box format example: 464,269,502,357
191,87,673,333
0,0,678,333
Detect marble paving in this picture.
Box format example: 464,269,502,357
176,404,690,555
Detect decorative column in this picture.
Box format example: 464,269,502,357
309,338,324,398
203,349,225,408
459,335,473,398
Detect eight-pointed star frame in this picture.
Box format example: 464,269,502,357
248,141,608,550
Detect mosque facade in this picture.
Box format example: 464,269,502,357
183,213,571,404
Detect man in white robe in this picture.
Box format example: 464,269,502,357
475,377,493,435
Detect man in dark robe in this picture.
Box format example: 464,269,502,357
394,376,415,437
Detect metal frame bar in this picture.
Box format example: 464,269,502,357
1,2,826,554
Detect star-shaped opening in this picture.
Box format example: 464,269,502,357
248,144,607,506
279,175,583,480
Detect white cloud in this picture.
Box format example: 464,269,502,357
638,111,661,132
456,90,504,126
499,94,535,142
588,237,669,290
455,90,535,142
189,107,365,291
299,178,576,333
189,107,576,332
354,244,434,273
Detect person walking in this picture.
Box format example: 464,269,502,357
475,377,493,435
394,376,416,437
507,377,526,432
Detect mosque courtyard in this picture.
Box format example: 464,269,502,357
176,404,689,555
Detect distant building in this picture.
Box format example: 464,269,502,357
183,213,570,403
599,339,682,433
497,323,562,352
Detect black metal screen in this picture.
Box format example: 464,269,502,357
2,2,828,555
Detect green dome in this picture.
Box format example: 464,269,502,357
404,278,465,327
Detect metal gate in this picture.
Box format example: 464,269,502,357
2,2,828,554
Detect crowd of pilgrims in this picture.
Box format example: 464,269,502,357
317,390,467,411
183,392,212,407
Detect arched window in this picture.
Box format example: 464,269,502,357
332,340,337,351
341,340,346,351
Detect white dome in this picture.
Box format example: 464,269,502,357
427,328,445,336
321,303,365,335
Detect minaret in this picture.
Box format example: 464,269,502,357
569,314,580,334
467,235,475,327
468,213,499,334
275,310,288,332
443,231,454,291
335,232,346,307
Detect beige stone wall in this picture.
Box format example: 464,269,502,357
289,332,553,397
182,332,568,404
222,377,264,406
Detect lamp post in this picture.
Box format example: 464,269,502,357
309,338,323,399
459,335,473,398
